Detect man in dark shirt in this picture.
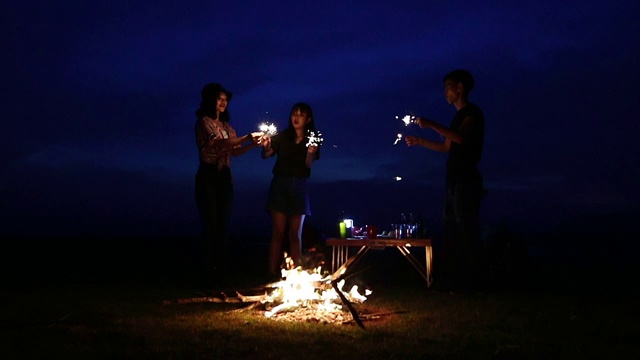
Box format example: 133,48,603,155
405,69,485,292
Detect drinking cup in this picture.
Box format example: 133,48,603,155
366,225,378,239
391,224,400,239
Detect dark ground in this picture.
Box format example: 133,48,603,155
2,230,640,359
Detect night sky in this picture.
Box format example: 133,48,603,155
2,1,639,256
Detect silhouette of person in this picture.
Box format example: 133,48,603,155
405,69,485,292
260,102,320,278
194,82,261,287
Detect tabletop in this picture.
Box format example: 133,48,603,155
326,237,432,247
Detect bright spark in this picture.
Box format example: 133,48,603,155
306,130,324,147
259,122,278,136
393,133,403,145
395,114,416,126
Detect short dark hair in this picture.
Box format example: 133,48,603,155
443,69,475,93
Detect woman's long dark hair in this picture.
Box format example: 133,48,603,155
195,82,232,122
282,102,316,140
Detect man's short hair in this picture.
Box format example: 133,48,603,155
443,69,475,93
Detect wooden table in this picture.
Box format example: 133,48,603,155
326,237,433,287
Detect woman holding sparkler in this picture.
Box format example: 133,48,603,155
260,102,320,277
405,69,485,293
194,82,261,287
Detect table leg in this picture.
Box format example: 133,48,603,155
332,245,361,273
331,246,371,280
331,245,338,273
397,246,432,287
332,245,346,273
426,245,432,287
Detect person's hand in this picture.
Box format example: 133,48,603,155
261,135,272,150
415,117,430,129
405,135,421,147
307,144,318,154
250,132,263,144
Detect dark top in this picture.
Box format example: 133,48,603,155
270,132,320,178
446,103,484,185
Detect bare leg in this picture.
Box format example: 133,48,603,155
288,214,305,267
268,210,287,275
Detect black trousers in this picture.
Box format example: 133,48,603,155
195,164,233,279
441,180,484,287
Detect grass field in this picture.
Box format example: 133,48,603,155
2,236,639,359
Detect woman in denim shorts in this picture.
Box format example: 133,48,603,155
260,102,320,277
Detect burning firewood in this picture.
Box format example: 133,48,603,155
163,256,372,327
162,295,244,305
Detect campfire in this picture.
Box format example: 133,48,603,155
165,254,373,327
261,256,371,323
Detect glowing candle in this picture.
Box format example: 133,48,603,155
339,221,347,238
344,218,353,237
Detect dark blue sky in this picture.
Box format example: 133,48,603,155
2,1,639,244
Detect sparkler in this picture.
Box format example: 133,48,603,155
258,122,278,137
306,130,323,147
395,113,416,126
394,112,415,145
